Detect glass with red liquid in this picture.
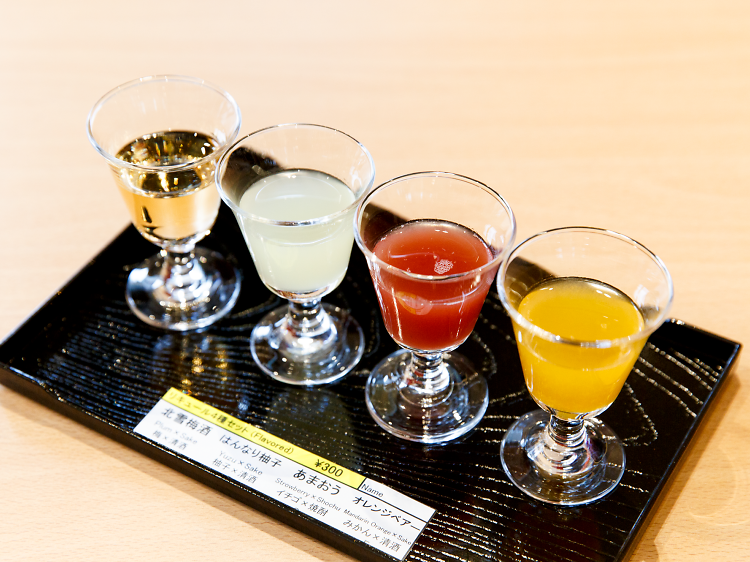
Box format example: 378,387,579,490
354,172,516,443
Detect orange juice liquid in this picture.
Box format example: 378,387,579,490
514,277,645,416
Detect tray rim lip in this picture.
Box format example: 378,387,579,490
0,212,744,562
613,323,741,561
659,318,744,354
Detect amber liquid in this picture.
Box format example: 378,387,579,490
114,131,221,247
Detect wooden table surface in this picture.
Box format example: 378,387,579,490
1,1,748,560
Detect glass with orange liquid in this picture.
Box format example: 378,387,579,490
355,172,516,443
497,227,673,505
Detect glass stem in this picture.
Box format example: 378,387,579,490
287,299,331,337
281,299,336,352
160,247,207,303
400,352,453,408
530,415,595,480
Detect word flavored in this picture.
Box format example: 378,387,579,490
134,389,435,560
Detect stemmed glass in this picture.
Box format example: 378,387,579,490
216,123,375,385
87,75,242,331
354,172,516,443
497,227,673,505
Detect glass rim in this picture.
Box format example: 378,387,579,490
353,171,517,281
86,74,242,174
216,123,376,227
496,226,675,348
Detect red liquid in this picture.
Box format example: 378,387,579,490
371,219,496,351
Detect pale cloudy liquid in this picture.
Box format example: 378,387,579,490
237,169,356,296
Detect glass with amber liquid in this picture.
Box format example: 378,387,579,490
497,227,673,505
87,76,242,330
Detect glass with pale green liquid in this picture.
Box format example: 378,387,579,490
216,123,375,386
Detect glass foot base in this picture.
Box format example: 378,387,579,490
365,350,488,444
126,247,241,331
500,410,625,506
250,303,364,386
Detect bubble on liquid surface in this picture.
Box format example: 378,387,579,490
434,259,454,275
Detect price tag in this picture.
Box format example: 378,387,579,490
134,389,435,560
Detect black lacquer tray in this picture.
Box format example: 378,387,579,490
0,205,741,562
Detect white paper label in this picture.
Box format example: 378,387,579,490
134,389,434,560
